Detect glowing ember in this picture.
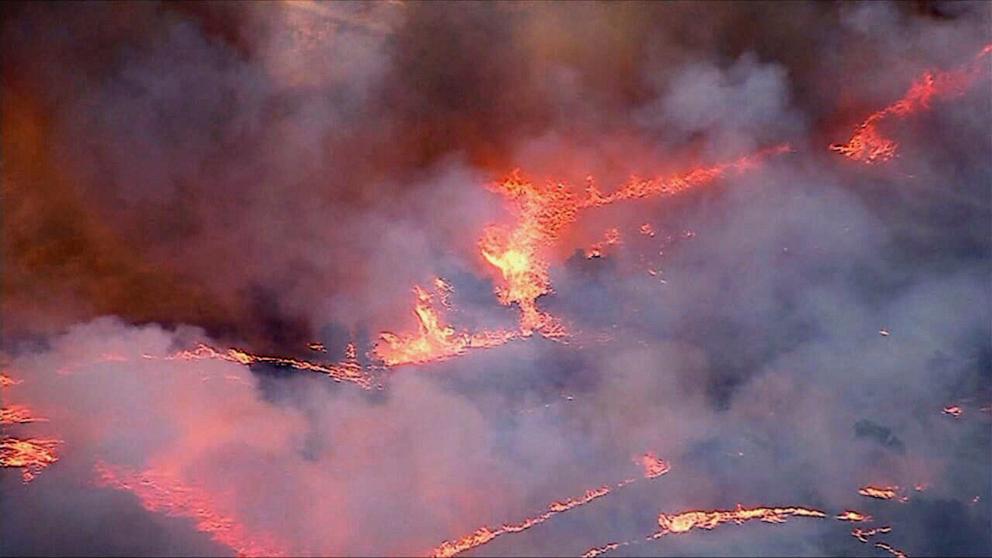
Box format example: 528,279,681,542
638,453,671,479
830,44,992,164
653,504,827,536
942,405,963,418
374,281,517,367
836,510,871,522
95,462,284,557
639,223,655,237
0,404,45,425
307,342,326,352
0,437,60,482
852,526,892,543
875,541,908,558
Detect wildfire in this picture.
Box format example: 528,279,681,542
653,504,827,536
942,405,963,418
638,453,671,479
830,43,992,164
481,172,579,336
0,372,20,387
852,526,893,543
836,510,871,522
374,281,517,366
858,485,904,501
429,486,611,558
95,462,284,557
0,404,45,425
875,541,908,558
0,437,61,482
163,342,374,389
430,454,670,557
582,542,624,558
481,145,788,337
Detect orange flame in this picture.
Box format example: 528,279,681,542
429,486,611,558
583,542,624,558
374,281,517,367
653,504,827,536
830,44,992,164
0,437,60,482
875,541,908,558
858,485,905,501
95,462,284,557
836,510,871,522
0,404,45,425
163,342,374,389
942,405,963,418
638,453,671,479
0,372,20,388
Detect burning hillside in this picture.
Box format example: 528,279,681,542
2,2,990,557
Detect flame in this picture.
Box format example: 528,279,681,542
163,342,374,389
429,454,670,557
836,510,871,522
875,541,909,558
0,437,60,482
307,342,326,352
638,453,671,479
858,485,904,501
0,372,20,387
942,405,963,418
95,462,284,557
653,504,827,536
0,404,45,425
583,543,624,557
852,526,893,543
481,146,787,337
374,281,517,367
830,44,992,164
429,486,611,558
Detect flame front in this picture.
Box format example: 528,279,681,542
858,485,902,501
830,44,992,164
94,462,284,557
654,504,827,536
374,281,517,366
638,452,671,479
0,437,61,482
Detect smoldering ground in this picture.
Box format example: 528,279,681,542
2,1,990,556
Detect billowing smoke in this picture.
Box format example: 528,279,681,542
2,1,990,557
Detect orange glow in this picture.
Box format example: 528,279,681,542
654,504,827,536
830,44,992,164
0,437,60,482
638,453,671,479
95,462,284,557
374,281,517,367
0,404,45,425
942,405,963,418
836,510,871,522
307,342,326,352
852,526,892,543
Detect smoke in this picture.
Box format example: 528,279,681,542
2,1,990,556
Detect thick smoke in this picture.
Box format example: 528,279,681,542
2,1,990,557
